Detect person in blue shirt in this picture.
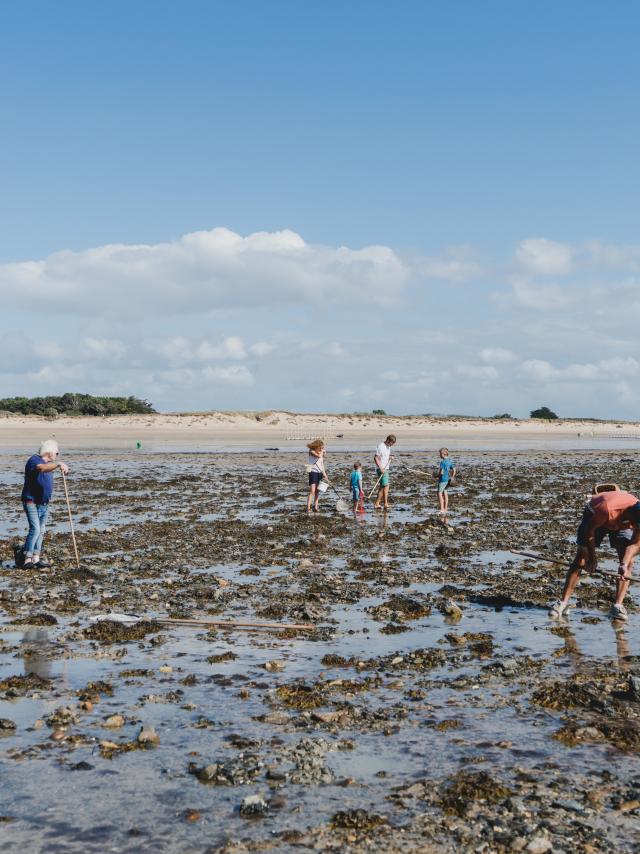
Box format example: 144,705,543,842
20,439,70,569
437,447,457,514
350,462,363,512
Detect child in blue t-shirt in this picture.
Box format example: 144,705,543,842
437,448,457,514
350,463,363,512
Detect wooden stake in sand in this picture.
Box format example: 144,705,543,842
61,470,81,570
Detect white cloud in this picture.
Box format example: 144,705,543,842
196,336,247,361
250,341,275,358
0,227,409,317
324,341,348,357
34,341,65,361
516,238,574,275
585,241,640,272
520,357,640,385
26,363,87,385
520,360,558,382
82,337,127,361
512,280,573,310
202,365,254,386
480,347,515,364
456,365,499,381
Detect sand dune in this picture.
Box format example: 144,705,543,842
1,410,639,451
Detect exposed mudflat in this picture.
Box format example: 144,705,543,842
1,450,639,853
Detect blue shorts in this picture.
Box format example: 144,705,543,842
576,506,634,548
309,471,323,486
438,479,449,494
352,487,361,501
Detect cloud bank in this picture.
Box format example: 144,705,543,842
3,228,640,417
0,228,410,317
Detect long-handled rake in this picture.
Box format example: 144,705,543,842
61,470,81,570
510,549,635,583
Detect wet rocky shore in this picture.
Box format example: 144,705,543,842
0,449,639,852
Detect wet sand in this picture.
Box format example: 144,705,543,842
2,410,640,453
1,449,639,852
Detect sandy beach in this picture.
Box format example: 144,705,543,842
2,410,640,452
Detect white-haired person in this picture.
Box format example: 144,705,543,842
20,439,69,569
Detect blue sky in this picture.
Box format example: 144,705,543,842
2,1,640,416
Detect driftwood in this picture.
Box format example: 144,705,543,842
157,618,314,631
90,613,314,631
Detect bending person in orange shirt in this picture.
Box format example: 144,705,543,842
549,490,640,622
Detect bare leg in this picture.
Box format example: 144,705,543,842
614,541,632,606
375,483,388,509
559,547,587,604
443,487,449,513
438,488,445,513
307,484,317,512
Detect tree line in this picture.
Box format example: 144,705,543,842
0,393,156,416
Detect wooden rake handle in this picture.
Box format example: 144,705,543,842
61,470,81,570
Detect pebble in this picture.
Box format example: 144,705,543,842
239,794,268,817
137,726,160,746
443,599,463,620
104,714,125,729
264,660,285,672
617,799,640,813
0,719,16,731
526,836,552,854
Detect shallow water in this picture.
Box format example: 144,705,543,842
0,450,639,852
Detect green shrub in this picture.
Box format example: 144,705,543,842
530,406,558,420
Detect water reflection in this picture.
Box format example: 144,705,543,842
561,622,632,671
20,628,54,680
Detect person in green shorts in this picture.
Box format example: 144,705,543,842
373,434,396,510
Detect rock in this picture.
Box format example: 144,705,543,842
442,599,463,620
552,798,585,814
159,665,172,673
266,768,287,781
0,719,16,731
264,660,285,672
499,657,519,675
196,764,219,782
104,714,125,729
239,794,268,817
137,726,160,746
183,809,201,822
526,836,552,854
311,710,341,724
617,799,640,813
628,674,640,701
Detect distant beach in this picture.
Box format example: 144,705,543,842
1,410,639,452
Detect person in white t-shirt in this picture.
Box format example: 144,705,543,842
373,434,396,510
306,439,327,512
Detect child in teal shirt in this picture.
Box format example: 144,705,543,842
437,448,457,514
